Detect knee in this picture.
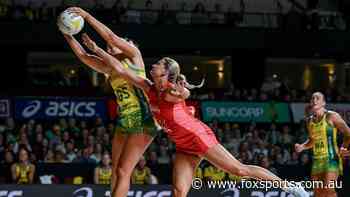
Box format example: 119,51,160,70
229,165,250,177
173,184,189,197
116,166,132,179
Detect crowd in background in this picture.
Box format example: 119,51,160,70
0,116,315,184
0,82,349,184
0,0,349,185
0,0,346,30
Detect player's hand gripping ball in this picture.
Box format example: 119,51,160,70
57,9,84,35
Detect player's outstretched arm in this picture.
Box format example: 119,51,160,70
67,7,141,61
81,33,151,91
63,34,112,75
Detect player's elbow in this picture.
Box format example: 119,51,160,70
111,63,126,76
130,47,141,58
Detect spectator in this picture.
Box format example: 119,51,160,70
68,118,80,135
132,156,152,184
147,151,159,176
253,140,269,157
90,143,103,163
204,165,226,181
46,124,61,149
299,153,311,180
3,150,14,165
34,123,44,135
261,77,281,95
80,120,87,130
11,148,35,184
65,140,77,162
3,151,15,183
94,153,112,184
54,150,67,163
44,149,55,163
59,118,68,131
13,132,32,154
102,133,111,152
106,123,114,134
32,133,45,161
194,166,203,179
87,135,95,147
5,118,15,132
223,83,235,99
239,142,253,161
73,147,96,164
95,126,105,143
157,145,170,164
265,123,281,145
62,131,70,145
280,125,294,146
259,155,278,175
287,151,300,165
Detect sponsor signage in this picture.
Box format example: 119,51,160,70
201,101,290,123
0,99,10,118
0,185,316,197
14,97,107,120
290,103,350,123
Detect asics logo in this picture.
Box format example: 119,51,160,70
73,187,93,197
22,101,41,118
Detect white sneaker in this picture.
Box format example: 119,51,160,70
285,182,309,197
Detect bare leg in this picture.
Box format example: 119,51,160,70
114,133,153,197
173,152,202,197
204,144,282,181
111,133,127,196
324,172,338,197
203,143,309,197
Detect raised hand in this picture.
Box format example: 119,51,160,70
340,147,350,157
82,33,98,53
66,7,89,18
295,143,305,153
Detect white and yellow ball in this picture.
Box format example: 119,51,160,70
57,9,84,35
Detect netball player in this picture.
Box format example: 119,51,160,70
61,8,159,196
295,92,350,197
81,34,309,197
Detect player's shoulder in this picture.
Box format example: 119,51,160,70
326,110,340,117
325,110,343,122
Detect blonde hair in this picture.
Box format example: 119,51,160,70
162,57,204,89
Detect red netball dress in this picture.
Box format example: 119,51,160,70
147,83,218,156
